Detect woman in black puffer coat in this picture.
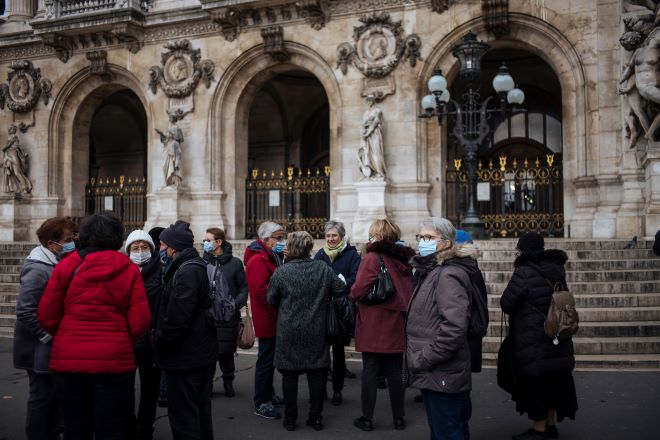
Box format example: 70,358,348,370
204,228,248,397
500,232,578,440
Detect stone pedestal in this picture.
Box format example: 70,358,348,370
188,190,226,240
617,168,645,238
642,144,660,236
145,186,191,232
352,180,390,241
569,176,598,238
0,194,31,241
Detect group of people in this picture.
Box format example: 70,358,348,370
12,212,578,440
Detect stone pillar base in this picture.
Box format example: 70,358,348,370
352,180,390,242
188,190,226,240
643,144,660,236
0,194,33,241
145,186,191,231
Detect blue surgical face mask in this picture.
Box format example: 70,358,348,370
55,241,76,254
418,239,438,257
274,242,286,254
203,241,215,254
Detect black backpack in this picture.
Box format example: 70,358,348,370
175,260,236,325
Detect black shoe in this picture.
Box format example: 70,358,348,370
157,397,168,408
354,416,373,431
377,378,387,389
414,394,423,403
224,380,235,398
271,394,285,407
331,391,343,406
306,417,323,431
393,417,406,430
344,367,357,379
512,429,549,440
545,425,558,439
283,419,296,431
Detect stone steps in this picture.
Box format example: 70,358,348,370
487,280,660,295
484,269,660,283
480,353,660,370
485,321,660,338
480,258,659,271
487,306,660,322
482,336,660,355
488,293,660,308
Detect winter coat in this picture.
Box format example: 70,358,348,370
38,249,151,374
313,244,361,293
133,253,162,355
267,259,345,371
205,241,249,354
349,241,415,353
244,240,282,339
500,249,575,377
154,247,218,370
406,257,472,394
13,246,59,373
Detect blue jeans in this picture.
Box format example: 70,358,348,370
421,389,471,440
253,337,277,407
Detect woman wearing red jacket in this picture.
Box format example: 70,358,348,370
350,219,415,432
38,212,151,439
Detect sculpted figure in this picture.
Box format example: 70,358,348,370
358,98,387,179
156,125,184,186
2,125,32,194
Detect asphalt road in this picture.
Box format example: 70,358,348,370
0,338,658,440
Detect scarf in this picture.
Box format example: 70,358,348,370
323,239,346,263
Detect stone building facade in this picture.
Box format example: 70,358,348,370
0,0,654,241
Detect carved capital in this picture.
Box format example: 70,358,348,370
482,0,509,36
86,50,113,81
261,26,289,62
296,0,329,31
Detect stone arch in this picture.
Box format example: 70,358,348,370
208,42,342,238
47,65,153,217
418,13,588,234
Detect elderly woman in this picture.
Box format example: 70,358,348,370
500,232,577,440
267,231,345,432
406,217,473,440
13,216,76,440
350,219,415,432
38,212,151,439
125,229,162,440
313,220,361,405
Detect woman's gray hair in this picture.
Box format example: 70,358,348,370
420,217,456,243
257,221,284,240
286,231,314,260
324,220,346,239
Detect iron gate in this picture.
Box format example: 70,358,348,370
85,176,147,235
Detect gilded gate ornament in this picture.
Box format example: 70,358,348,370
147,40,215,98
0,60,52,113
336,12,422,78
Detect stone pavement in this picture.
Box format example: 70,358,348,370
0,338,658,440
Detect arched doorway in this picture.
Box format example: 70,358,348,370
245,69,330,238
445,48,564,237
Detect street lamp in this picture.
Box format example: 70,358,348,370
421,31,525,239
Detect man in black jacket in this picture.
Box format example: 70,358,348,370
155,221,218,440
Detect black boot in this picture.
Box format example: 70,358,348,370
224,379,236,397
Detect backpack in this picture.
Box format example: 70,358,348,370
542,282,579,344
175,260,236,325
466,272,489,340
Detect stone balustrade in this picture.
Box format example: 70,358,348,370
45,0,143,19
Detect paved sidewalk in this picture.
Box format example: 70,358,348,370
0,338,658,439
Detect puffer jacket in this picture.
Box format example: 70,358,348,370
133,253,162,355
13,246,60,373
38,249,151,374
500,249,575,377
205,241,249,354
406,258,472,394
243,240,282,339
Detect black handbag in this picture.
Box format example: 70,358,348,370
326,294,347,344
362,253,395,305
496,313,517,395
334,295,357,337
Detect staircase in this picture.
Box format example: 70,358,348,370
1,239,659,370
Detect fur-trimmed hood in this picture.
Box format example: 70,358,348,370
366,240,416,263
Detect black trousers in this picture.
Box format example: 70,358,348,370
253,337,277,407
26,371,59,440
331,343,345,392
165,366,214,440
210,353,235,382
279,368,327,423
53,371,133,440
360,353,405,420
135,351,161,439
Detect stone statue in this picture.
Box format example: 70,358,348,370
156,125,184,186
2,125,32,194
358,97,387,179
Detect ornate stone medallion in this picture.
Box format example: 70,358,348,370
0,60,52,113
148,40,215,98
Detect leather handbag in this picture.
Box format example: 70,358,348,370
362,253,395,305
496,313,517,395
237,306,255,350
326,297,345,344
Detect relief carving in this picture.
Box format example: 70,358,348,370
336,12,422,79
430,0,455,14
211,8,244,42
41,33,76,63
156,124,184,187
261,26,289,62
358,97,387,180
1,124,33,195
148,40,215,98
482,0,509,36
296,0,329,30
0,60,52,113
86,50,112,81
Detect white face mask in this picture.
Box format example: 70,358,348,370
130,251,152,266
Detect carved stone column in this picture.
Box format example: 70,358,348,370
642,142,660,236
6,0,35,22
35,0,45,19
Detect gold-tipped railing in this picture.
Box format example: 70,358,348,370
84,176,147,236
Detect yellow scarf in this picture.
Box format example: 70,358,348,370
323,239,346,263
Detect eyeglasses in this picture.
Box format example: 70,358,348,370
269,236,286,242
415,234,440,242
130,245,151,252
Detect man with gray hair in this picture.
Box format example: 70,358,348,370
244,222,286,419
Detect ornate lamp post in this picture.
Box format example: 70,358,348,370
421,31,525,239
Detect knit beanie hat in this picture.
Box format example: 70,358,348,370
455,229,473,244
516,232,544,254
159,220,195,251
124,230,155,253
148,226,165,249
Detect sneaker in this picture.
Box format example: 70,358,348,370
512,429,549,440
254,402,281,420
306,417,323,431
331,391,343,406
271,394,285,407
354,416,373,432
393,417,406,430
545,425,558,439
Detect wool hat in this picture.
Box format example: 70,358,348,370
455,229,473,244
516,232,544,254
148,226,165,249
125,230,155,253
159,220,194,251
